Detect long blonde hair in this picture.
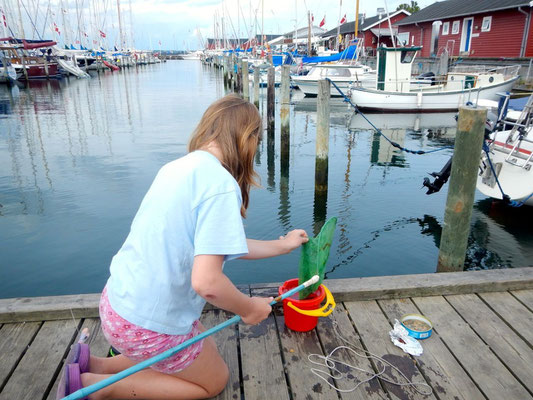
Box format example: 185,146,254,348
188,94,262,217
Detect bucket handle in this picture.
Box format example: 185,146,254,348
287,284,336,317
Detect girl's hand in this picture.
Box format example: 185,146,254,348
241,297,273,325
278,229,309,254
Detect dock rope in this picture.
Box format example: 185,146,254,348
307,321,433,396
325,78,454,155
482,141,533,207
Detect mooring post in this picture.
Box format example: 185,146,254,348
315,79,330,191
313,79,331,235
242,59,249,101
253,68,260,109
223,56,228,86
437,106,487,272
280,65,290,169
267,66,275,135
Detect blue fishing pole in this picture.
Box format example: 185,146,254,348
62,275,320,400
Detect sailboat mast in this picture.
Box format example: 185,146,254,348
1,0,9,37
307,10,311,56
128,0,135,49
337,0,342,50
116,0,124,49
355,0,359,42
16,0,25,37
260,0,263,55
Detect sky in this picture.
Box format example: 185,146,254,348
2,0,437,50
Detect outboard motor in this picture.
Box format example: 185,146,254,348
422,157,453,194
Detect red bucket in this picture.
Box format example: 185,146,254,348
278,278,326,332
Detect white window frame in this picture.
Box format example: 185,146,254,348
442,22,449,35
397,32,410,46
452,20,460,34
481,16,492,32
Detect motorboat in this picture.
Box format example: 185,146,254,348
292,64,375,96
349,46,519,112
477,95,533,206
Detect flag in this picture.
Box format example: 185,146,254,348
158,40,161,46
319,16,325,28
83,32,88,37
53,22,60,35
75,40,80,44
1,8,7,28
311,14,314,23
340,14,346,24
99,30,106,38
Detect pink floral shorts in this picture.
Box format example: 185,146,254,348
99,287,204,374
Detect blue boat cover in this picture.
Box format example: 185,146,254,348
302,45,357,64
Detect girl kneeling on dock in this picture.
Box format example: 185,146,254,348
57,94,308,400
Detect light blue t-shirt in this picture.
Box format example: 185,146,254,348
106,150,249,335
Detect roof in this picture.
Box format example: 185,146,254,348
321,10,410,37
397,0,532,26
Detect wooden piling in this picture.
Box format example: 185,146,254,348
223,56,228,86
437,106,487,273
253,68,260,109
20,55,29,81
43,56,50,79
313,80,330,234
315,79,330,192
267,66,275,134
242,60,249,101
280,65,290,169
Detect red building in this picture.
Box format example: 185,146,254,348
321,10,410,55
396,0,533,58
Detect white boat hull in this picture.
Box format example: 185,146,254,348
292,76,375,96
351,76,518,112
477,131,533,206
58,59,90,78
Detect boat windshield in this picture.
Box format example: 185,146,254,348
325,68,351,77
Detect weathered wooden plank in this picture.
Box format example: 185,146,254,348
0,294,101,323
274,311,340,400
315,305,389,400
413,296,531,400
202,310,241,400
378,298,484,400
479,291,533,347
0,322,41,391
0,285,251,323
239,314,289,400
511,289,533,311
0,319,79,400
251,268,533,302
344,300,436,400
446,294,533,393
45,318,111,400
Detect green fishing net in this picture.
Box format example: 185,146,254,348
298,217,337,299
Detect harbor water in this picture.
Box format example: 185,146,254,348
1,61,532,299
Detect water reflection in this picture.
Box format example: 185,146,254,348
370,130,407,167
1,62,531,299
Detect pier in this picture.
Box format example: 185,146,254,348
1,268,532,400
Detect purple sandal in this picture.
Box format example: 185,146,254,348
56,363,88,400
65,343,90,373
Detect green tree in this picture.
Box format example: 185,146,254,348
397,1,420,13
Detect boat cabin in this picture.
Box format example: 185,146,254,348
376,46,421,92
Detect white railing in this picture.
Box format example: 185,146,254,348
450,64,520,80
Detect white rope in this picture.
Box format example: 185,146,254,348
307,321,433,396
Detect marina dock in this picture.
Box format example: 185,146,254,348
1,268,532,400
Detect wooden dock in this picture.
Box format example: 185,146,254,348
1,268,532,400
